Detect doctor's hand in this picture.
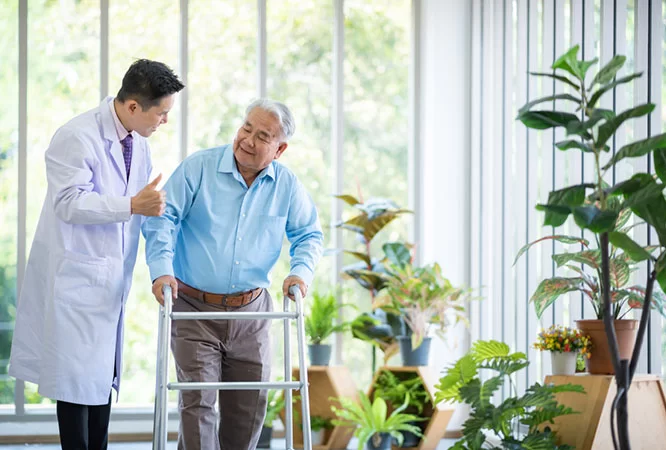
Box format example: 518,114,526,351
131,174,166,216
282,276,307,301
152,275,178,306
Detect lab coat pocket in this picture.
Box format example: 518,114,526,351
53,251,111,308
256,215,286,254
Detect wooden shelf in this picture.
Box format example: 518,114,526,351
544,374,666,449
280,366,359,450
368,366,454,450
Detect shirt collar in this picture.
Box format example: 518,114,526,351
218,145,276,181
108,98,132,142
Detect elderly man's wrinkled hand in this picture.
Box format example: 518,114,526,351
152,275,178,306
282,276,307,301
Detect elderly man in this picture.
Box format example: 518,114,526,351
142,99,323,450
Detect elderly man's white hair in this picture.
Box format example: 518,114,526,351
245,98,296,141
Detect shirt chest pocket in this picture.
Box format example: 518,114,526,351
255,215,287,254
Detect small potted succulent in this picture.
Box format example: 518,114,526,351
533,325,592,375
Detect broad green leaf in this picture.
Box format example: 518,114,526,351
536,204,572,227
573,206,618,233
517,111,580,130
552,250,601,269
596,104,655,149
566,108,615,140
529,71,580,90
608,231,654,262
654,148,666,184
591,55,627,86
623,181,665,209
602,133,666,169
334,194,360,206
435,354,478,404
631,196,666,246
513,235,589,266
577,57,599,80
518,94,581,115
555,139,595,153
547,184,591,207
552,45,582,79
607,173,654,197
382,242,411,268
530,277,584,319
588,72,643,108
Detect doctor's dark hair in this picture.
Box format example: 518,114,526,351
116,59,185,110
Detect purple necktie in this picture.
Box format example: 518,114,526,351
120,134,133,179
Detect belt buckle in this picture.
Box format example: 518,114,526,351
220,295,230,307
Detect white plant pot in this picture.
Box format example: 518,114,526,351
311,429,325,446
550,351,577,375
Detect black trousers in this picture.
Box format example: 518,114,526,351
56,393,112,450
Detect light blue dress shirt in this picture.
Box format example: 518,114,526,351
142,144,323,293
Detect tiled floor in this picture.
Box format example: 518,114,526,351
0,437,458,449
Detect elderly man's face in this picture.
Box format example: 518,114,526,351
233,108,287,174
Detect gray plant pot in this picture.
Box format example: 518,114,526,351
394,421,422,447
366,432,392,450
398,336,432,366
257,426,272,448
308,343,332,366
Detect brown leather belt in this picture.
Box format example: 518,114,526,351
177,279,262,307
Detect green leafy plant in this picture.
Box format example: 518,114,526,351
372,370,430,415
514,233,666,320
374,262,471,349
331,392,424,450
435,340,585,450
264,388,286,428
336,193,412,363
305,289,355,345
310,415,334,432
516,44,666,446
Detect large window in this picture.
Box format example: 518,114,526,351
1,0,413,418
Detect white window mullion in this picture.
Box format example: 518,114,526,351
179,0,189,162
15,0,28,416
257,0,267,98
331,0,344,365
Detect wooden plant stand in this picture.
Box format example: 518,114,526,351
280,366,359,450
544,374,666,450
368,366,454,450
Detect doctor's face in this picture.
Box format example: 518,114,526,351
128,95,175,138
233,107,287,173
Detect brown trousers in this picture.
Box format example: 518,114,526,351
171,289,272,450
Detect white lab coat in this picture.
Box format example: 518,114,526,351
8,97,151,405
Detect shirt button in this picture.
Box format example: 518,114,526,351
242,213,246,217
238,237,242,241
232,285,236,289
235,261,240,265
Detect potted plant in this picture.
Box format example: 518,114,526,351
309,415,334,446
335,193,412,367
514,233,665,374
374,261,471,366
372,370,429,447
533,325,592,375
516,44,666,446
435,340,585,449
257,388,286,448
331,392,423,450
305,289,355,366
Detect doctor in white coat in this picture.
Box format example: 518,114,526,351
8,59,184,450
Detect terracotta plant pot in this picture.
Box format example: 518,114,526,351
575,319,638,374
